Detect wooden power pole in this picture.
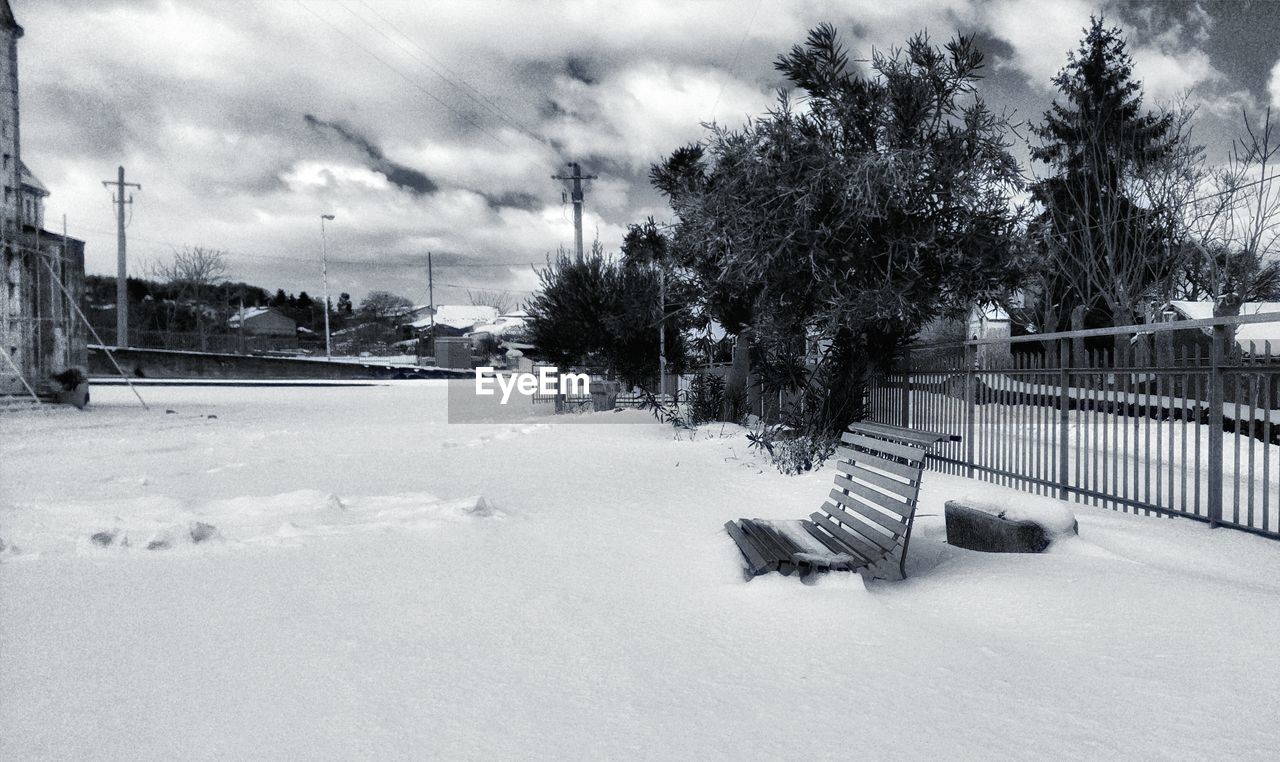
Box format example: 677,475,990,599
102,166,140,348
552,162,597,261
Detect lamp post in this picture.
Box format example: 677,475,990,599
320,214,335,359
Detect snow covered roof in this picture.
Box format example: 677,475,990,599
1165,301,1280,355
228,306,282,328
465,312,529,338
409,305,499,330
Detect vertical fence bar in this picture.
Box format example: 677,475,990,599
1179,344,1189,516
1228,373,1239,527
1058,339,1070,500
965,342,976,478
1207,325,1225,528
1187,343,1198,519
1247,374,1257,529
1263,364,1272,533
899,351,912,429
1155,357,1165,512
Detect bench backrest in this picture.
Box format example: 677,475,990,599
806,422,952,579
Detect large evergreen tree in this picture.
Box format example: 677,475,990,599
1029,16,1192,333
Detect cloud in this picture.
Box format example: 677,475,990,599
303,115,438,195
11,0,1274,304
1271,58,1280,109
982,0,1098,89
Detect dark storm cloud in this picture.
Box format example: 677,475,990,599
303,114,438,195
565,56,597,85
483,191,543,211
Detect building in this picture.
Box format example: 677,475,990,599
1,1,88,400
405,304,499,337
227,306,299,351
228,306,297,337
1163,301,1280,357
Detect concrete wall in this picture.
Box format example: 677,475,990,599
89,346,469,381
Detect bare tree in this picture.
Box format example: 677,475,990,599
1029,105,1201,339
467,288,516,315
151,246,229,352
1182,108,1280,320
358,290,414,323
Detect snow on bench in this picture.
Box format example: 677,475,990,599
725,422,959,581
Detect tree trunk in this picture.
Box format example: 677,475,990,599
1070,305,1087,369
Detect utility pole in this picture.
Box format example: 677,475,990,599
552,162,597,261
320,214,335,359
426,250,435,360
102,166,140,347
658,268,666,397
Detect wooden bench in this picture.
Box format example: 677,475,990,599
725,422,959,581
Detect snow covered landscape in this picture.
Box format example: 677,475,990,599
4,382,1280,759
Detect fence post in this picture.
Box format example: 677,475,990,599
1057,339,1070,500
899,350,912,428
1207,325,1225,528
964,342,975,478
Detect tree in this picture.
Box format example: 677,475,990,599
1028,16,1195,338
1182,108,1280,318
150,246,230,351
358,290,413,323
653,24,1025,438
467,289,517,315
337,292,354,315
526,243,689,387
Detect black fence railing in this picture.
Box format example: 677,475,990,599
868,314,1280,540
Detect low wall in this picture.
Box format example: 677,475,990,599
89,345,470,381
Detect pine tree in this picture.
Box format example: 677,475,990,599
1029,16,1189,332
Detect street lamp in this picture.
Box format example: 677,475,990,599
320,214,336,360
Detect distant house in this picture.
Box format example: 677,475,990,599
406,305,500,337
401,304,435,323
228,306,297,337
465,310,529,343
1163,301,1280,357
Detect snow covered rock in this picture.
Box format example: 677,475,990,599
945,498,1078,553
189,522,219,544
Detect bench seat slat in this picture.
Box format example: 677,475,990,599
836,461,919,501
801,521,871,564
824,489,908,535
723,520,773,576
841,432,926,461
740,519,793,571
810,509,883,561
834,446,920,480
832,474,914,518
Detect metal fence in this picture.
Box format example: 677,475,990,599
868,313,1280,540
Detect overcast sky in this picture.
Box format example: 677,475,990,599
16,0,1280,306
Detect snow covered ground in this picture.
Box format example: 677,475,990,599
4,383,1280,759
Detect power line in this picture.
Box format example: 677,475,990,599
709,0,765,122
437,281,535,293
66,222,540,270
290,0,512,148
340,0,544,145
